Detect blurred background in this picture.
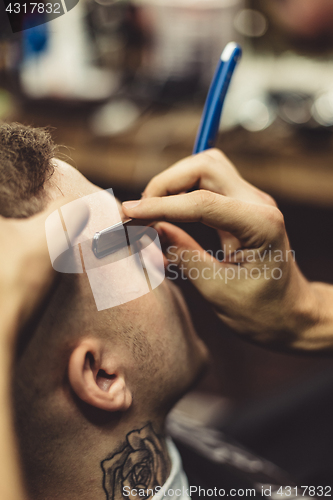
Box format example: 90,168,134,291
2,0,333,488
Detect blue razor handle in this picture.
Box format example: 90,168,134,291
193,42,242,154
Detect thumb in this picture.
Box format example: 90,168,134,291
155,222,226,301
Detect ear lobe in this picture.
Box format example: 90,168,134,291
68,340,132,412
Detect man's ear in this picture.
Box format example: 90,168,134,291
68,339,132,412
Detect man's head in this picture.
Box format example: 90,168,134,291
2,123,208,500
0,122,56,217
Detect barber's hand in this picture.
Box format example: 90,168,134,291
0,198,89,344
122,149,319,350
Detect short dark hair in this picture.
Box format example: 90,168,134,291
0,122,57,218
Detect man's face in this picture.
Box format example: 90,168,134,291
45,159,209,411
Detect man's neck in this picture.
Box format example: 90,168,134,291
101,422,171,500
33,420,172,500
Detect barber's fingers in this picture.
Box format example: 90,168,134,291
143,149,236,197
123,191,284,247
143,149,276,207
155,222,227,302
156,221,203,255
218,230,241,257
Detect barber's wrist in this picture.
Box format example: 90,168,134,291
289,278,333,351
304,281,333,350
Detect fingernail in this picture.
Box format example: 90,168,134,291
122,200,141,209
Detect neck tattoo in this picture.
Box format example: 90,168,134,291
101,423,170,500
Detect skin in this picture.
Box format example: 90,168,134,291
10,144,333,498
0,195,89,500
3,148,333,500
10,159,209,500
122,149,333,352
45,159,208,399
